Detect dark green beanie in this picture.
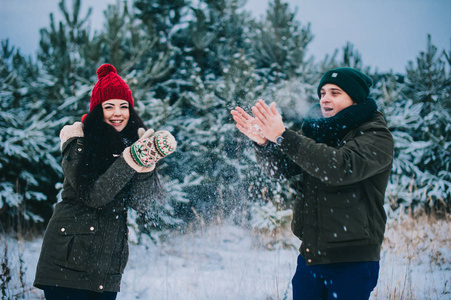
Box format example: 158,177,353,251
317,67,373,103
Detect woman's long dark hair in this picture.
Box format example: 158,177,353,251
76,105,162,202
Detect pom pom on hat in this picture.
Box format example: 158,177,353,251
317,67,373,103
89,64,133,111
97,64,117,79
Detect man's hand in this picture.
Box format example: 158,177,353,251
231,106,268,145
252,99,285,142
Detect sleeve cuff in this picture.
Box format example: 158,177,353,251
277,128,305,155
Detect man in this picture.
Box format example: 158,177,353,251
231,68,393,299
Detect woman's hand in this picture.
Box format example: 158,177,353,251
252,99,285,142
124,130,177,172
231,106,268,145
131,130,177,167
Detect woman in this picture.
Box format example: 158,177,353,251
34,64,177,299
231,68,393,299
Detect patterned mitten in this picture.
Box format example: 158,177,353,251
125,130,176,172
138,128,154,139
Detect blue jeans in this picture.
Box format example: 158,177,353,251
292,255,379,300
42,286,117,300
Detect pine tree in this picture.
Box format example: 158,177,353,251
191,0,252,77
38,0,96,102
248,0,313,82
383,35,451,215
135,0,188,40
319,42,370,75
0,40,67,230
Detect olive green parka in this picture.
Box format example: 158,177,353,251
255,112,393,266
34,123,156,293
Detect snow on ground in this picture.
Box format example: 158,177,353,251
121,224,298,299
2,217,451,299
372,215,451,299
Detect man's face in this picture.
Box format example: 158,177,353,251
319,84,355,118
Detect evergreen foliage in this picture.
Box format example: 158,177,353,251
1,0,450,235
382,35,451,215
0,41,67,230
248,0,313,82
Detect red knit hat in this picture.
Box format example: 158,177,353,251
89,64,133,111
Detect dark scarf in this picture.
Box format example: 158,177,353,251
301,97,378,147
80,118,139,177
76,106,143,202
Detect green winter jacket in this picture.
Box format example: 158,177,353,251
255,112,393,266
34,131,156,292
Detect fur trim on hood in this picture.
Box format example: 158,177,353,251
59,122,84,150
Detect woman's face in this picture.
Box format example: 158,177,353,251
102,99,130,132
319,84,355,118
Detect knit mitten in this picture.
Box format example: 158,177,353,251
138,128,154,139
124,130,176,172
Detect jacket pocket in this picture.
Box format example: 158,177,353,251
318,184,369,245
53,217,98,272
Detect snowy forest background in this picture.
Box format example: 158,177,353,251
0,0,450,299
